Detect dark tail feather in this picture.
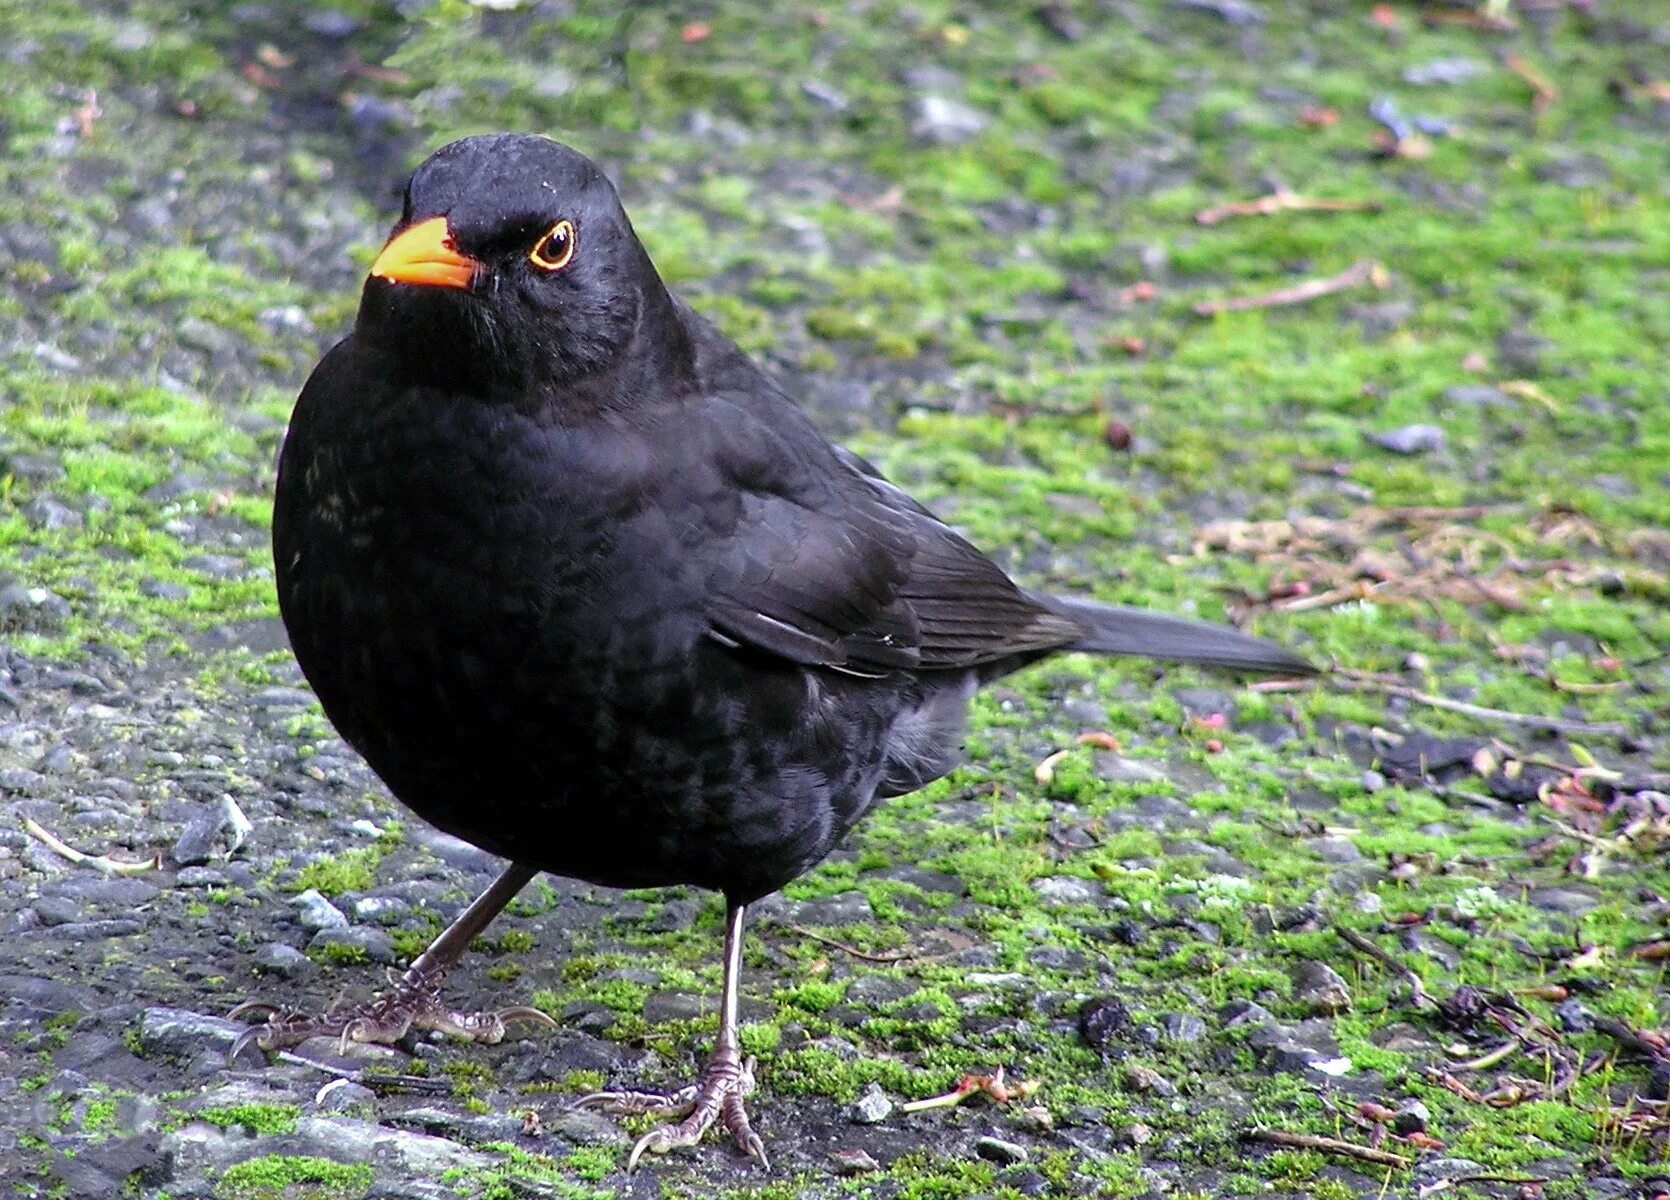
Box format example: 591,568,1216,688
1039,593,1317,676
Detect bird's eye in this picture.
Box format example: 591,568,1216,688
528,220,576,272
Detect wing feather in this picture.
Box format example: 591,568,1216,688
680,392,1077,674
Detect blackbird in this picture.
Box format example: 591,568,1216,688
243,133,1314,1168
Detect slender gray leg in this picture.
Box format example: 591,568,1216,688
576,902,767,1169
230,861,553,1056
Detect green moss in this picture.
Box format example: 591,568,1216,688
197,1103,302,1135
291,848,382,898
217,1156,371,1200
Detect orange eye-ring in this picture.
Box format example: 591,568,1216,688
529,220,576,272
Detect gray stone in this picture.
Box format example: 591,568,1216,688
782,891,873,925
23,496,83,530
1369,424,1445,455
1443,385,1513,408
846,975,915,1009
642,991,706,1023
308,926,395,963
1527,885,1602,914
1032,876,1098,905
1172,0,1264,24
1290,961,1352,1015
1112,1121,1153,1147
1308,836,1362,864
32,896,82,926
0,585,72,631
257,305,316,335
1403,58,1486,85
291,888,349,931
172,794,253,864
1399,929,1460,970
543,1106,627,1146
183,554,247,579
1246,1017,1350,1076
315,1080,377,1113
140,578,190,600
176,866,230,888
1093,753,1167,784
850,1081,892,1125
1497,329,1553,376
1220,999,1274,1032
350,895,410,925
1159,1013,1208,1044
253,942,312,977
136,1006,262,1063
908,94,990,146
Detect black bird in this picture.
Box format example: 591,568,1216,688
246,133,1313,1168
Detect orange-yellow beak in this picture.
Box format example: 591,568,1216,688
369,217,479,290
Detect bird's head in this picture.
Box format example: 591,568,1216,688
358,134,682,396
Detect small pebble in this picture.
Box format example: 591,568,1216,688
1125,1065,1178,1097
1369,424,1446,455
849,1082,892,1125
1113,1121,1153,1147
1290,961,1352,1016
1394,1099,1430,1134
291,888,349,932
253,943,312,977
832,1148,880,1175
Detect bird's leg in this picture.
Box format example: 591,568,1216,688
576,902,767,1169
230,861,553,1057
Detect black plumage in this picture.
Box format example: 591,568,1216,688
251,133,1314,1166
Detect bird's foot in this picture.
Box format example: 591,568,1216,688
576,1048,766,1170
228,967,554,1059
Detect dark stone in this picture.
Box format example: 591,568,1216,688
252,942,312,978
1079,995,1133,1049
1496,328,1553,377
1290,961,1351,1015
846,976,915,1009
642,991,706,1023
1554,998,1592,1034
975,1135,1029,1165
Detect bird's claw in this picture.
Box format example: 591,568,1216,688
227,974,554,1060
577,1052,766,1170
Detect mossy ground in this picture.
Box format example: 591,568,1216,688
1,1,1665,1198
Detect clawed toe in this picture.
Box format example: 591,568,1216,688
574,1083,700,1118
228,977,553,1059
583,1053,766,1171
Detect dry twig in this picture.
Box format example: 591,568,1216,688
1195,190,1380,225
22,817,162,876
779,922,915,964
1333,924,1434,1010
1244,1128,1411,1169
1502,54,1558,115
1193,260,1387,316
1251,668,1631,739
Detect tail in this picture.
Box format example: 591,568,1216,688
1038,593,1317,676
